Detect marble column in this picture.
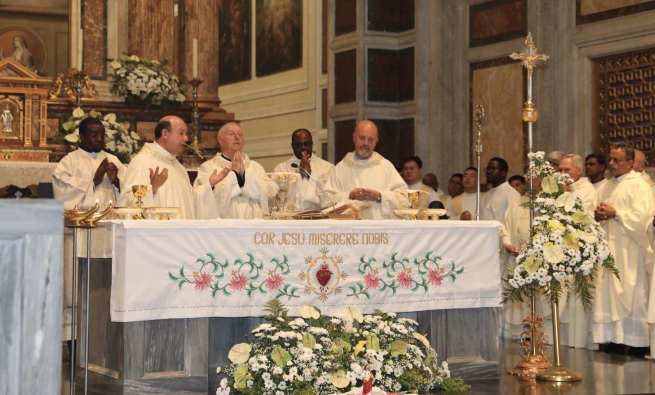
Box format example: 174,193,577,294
127,0,176,67
83,0,106,78
180,0,230,117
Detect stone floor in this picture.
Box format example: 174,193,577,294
62,339,655,395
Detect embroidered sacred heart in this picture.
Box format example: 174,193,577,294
316,263,332,286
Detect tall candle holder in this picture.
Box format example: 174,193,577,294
187,78,204,155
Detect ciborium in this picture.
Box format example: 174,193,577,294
131,184,148,219
64,203,99,225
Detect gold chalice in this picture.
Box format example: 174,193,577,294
64,203,100,225
131,184,148,219
407,191,422,209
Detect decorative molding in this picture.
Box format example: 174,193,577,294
220,79,309,105
233,99,316,122
576,0,655,25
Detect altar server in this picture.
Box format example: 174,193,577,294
585,153,608,190
196,122,278,219
480,157,520,223
401,156,441,208
53,117,126,341
593,142,654,351
323,120,409,219
448,167,483,220
274,128,334,211
119,116,220,219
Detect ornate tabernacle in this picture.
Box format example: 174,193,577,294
0,58,51,155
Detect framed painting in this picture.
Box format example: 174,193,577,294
0,28,46,73
218,0,252,86
255,0,303,77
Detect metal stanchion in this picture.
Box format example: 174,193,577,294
84,226,94,395
67,227,79,395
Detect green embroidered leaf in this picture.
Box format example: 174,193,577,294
541,176,559,193
301,332,316,349
228,343,251,364
571,212,592,225
234,364,249,389
177,279,185,290
330,370,350,389
365,334,380,351
179,266,185,277
270,346,291,367
207,252,215,260
523,255,542,275
388,339,408,357
168,272,176,281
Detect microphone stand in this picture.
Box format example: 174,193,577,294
184,143,207,162
291,163,337,214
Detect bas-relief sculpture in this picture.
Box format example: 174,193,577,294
255,0,302,77
0,29,43,73
218,0,252,86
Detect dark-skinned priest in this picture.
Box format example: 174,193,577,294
118,116,222,219
323,120,409,219
195,122,279,219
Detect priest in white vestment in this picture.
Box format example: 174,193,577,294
633,149,655,195
448,167,484,220
401,156,440,208
53,117,126,341
274,128,334,211
422,172,446,201
324,120,409,220
585,153,608,190
118,116,219,219
558,154,598,349
196,122,278,219
593,142,654,349
480,157,520,223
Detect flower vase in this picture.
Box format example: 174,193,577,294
535,300,582,382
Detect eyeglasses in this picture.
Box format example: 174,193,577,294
292,141,313,148
484,166,500,172
448,180,463,186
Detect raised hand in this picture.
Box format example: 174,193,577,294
93,158,110,186
299,151,311,178
231,151,245,176
209,167,231,187
149,166,169,194
460,210,472,221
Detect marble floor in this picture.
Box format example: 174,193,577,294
62,339,655,395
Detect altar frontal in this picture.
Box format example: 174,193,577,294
107,220,502,321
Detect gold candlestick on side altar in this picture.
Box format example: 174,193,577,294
506,32,555,378
187,78,204,155
48,68,98,105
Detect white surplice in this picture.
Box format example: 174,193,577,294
500,195,551,338
480,181,520,223
52,148,126,340
593,170,654,347
447,192,481,220
593,178,608,190
118,142,214,219
196,153,279,219
274,155,334,211
559,176,598,349
324,152,409,219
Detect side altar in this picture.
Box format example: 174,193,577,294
79,220,502,394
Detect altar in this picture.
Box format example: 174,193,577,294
78,219,502,394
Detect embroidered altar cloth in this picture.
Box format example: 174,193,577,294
104,219,502,322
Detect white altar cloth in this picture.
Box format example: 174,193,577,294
104,219,502,322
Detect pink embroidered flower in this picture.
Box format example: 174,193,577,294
193,271,212,291
428,268,444,287
229,271,249,291
397,269,413,288
364,271,380,289
264,272,285,290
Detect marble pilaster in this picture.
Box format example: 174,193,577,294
83,0,106,78
127,0,176,66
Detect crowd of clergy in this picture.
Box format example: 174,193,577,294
52,116,655,356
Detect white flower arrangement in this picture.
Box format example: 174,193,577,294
62,108,141,164
218,300,468,395
503,151,619,309
109,54,186,109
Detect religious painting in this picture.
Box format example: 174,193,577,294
0,28,45,74
218,0,252,86
255,0,303,77
0,95,23,142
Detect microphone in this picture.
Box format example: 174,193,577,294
291,163,337,214
184,143,207,162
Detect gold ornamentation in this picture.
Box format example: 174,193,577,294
522,100,539,123
342,152,382,169
509,32,549,79
141,143,176,164
48,68,98,104
299,247,347,301
507,312,552,376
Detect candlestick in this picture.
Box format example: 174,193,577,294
78,28,84,70
187,78,204,155
192,38,198,79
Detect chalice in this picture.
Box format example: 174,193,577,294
131,184,148,219
407,191,422,209
275,174,290,213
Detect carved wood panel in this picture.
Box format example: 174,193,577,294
593,48,655,163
